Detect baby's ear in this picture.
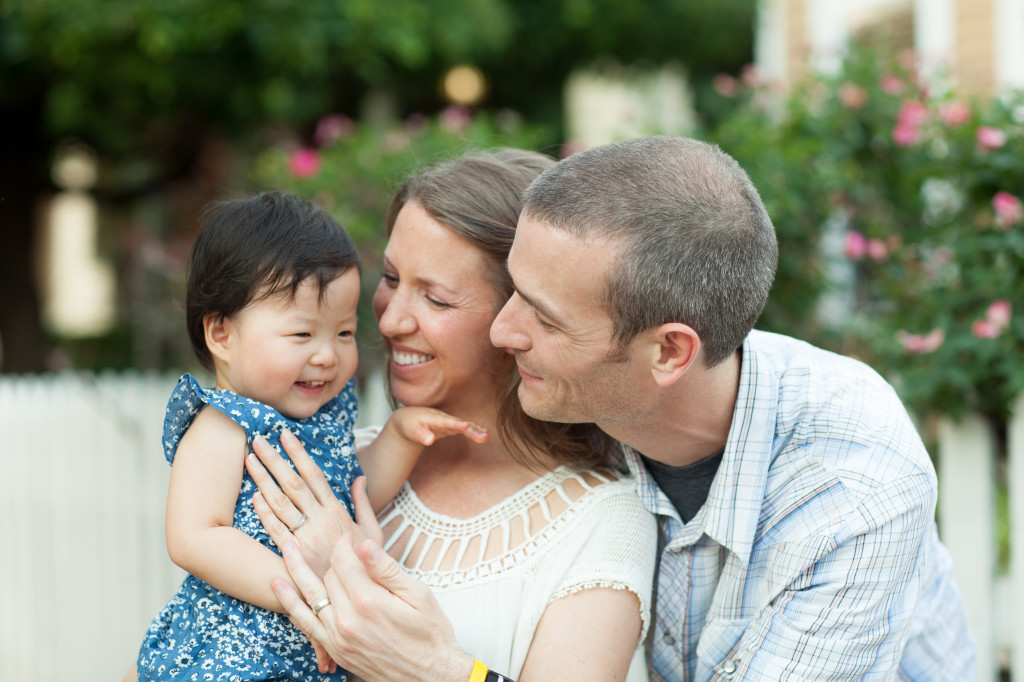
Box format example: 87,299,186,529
204,313,233,362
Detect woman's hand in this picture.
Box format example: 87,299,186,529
246,430,382,579
273,535,474,682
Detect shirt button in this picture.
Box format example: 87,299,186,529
662,633,676,645
721,658,738,675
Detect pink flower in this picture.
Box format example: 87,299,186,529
971,319,1002,339
740,64,760,87
288,147,321,179
843,231,867,260
713,74,739,97
560,141,585,159
313,114,354,147
987,300,1012,328
938,100,971,127
897,100,930,128
439,105,472,133
405,113,428,135
897,328,945,353
880,74,906,95
992,191,1023,227
838,83,868,109
866,238,887,261
971,300,1012,339
892,123,920,147
976,126,1007,150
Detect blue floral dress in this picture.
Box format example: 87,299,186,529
137,373,361,682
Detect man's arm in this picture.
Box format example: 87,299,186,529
274,537,476,682
723,472,938,679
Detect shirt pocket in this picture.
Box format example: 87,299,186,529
695,617,750,679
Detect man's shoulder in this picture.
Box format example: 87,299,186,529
746,331,935,510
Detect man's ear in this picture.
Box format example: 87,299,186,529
649,322,700,388
204,313,232,364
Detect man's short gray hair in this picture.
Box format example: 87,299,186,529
522,136,778,367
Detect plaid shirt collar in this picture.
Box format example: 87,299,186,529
623,332,776,563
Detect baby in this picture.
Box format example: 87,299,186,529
134,191,485,681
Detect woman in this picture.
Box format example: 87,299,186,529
247,148,658,681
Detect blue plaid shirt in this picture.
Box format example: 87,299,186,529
626,331,974,681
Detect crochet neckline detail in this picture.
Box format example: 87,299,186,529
378,466,616,587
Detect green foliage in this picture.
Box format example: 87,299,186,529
1,0,755,154
710,48,1024,419
0,0,513,154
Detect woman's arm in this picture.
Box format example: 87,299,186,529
519,588,642,680
166,407,291,612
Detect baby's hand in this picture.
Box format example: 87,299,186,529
390,406,489,446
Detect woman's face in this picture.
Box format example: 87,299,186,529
372,200,510,420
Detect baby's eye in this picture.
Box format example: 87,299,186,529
338,330,354,338
293,332,312,338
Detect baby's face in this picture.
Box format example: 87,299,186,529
214,270,360,419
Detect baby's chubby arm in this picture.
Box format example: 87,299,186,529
356,407,487,511
165,406,292,612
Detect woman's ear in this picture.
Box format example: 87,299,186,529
649,323,700,388
204,313,233,364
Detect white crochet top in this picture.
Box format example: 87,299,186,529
377,465,658,680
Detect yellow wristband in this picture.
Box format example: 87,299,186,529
468,660,488,682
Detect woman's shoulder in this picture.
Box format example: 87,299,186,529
549,465,643,506
536,466,654,543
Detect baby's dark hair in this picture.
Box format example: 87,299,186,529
186,190,361,371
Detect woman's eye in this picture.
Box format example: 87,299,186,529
381,271,398,285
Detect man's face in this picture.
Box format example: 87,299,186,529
490,215,651,426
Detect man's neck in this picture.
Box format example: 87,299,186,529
602,349,741,468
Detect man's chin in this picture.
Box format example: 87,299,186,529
517,385,581,424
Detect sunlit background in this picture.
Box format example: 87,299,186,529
2,1,1024,680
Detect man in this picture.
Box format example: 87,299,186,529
273,136,973,681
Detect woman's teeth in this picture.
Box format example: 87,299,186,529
393,350,434,366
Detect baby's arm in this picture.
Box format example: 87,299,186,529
165,407,291,612
356,407,487,511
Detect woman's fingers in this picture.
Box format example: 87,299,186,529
252,489,295,548
351,477,384,547
249,435,312,515
280,429,341,507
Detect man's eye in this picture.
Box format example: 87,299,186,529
426,295,450,308
536,315,557,331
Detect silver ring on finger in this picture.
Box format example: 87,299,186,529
311,596,330,616
288,512,307,533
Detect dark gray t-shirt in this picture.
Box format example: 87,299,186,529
640,449,724,524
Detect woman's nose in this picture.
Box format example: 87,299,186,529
375,288,416,337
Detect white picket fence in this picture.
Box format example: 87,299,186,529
0,371,1019,681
